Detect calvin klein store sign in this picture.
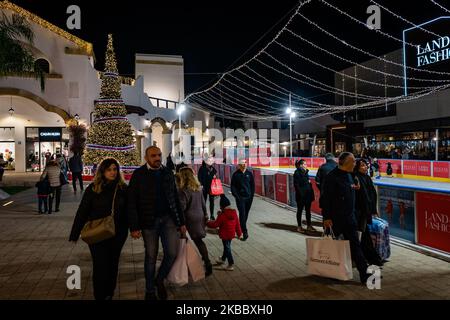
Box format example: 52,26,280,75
403,17,450,95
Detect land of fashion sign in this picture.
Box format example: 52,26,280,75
403,16,450,95
416,36,450,67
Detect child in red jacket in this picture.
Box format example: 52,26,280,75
207,195,242,271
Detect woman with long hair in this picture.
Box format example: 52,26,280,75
176,167,212,276
69,158,129,300
353,159,383,267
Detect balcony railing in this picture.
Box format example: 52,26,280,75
148,96,180,110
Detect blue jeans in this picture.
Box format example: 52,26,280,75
38,196,48,213
221,240,234,265
236,198,252,236
142,215,179,294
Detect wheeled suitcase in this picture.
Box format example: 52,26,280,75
367,217,391,260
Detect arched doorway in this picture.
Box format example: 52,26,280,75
0,91,70,172
150,117,172,161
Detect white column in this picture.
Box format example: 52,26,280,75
15,123,26,173
142,128,152,162
162,129,173,159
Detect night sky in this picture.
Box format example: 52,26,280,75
9,0,450,106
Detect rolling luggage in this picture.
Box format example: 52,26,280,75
367,217,391,260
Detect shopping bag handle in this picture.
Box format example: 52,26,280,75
322,226,336,239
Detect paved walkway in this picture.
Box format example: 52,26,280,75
0,184,449,300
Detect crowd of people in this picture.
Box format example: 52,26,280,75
68,146,255,300
35,152,84,214
32,143,385,300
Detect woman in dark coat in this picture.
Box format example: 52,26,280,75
293,159,316,233
353,159,383,266
197,158,218,220
69,158,129,300
176,167,212,276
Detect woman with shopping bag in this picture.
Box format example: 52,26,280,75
198,158,218,220
176,167,213,276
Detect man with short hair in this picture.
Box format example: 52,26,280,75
320,152,369,284
315,153,337,192
231,159,255,241
69,152,84,193
128,146,186,300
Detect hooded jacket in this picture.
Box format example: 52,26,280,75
207,208,242,240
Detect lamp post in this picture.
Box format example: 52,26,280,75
177,103,186,163
285,93,296,160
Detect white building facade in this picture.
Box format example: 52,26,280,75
0,1,212,173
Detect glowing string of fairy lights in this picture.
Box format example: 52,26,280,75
370,0,444,39
429,0,450,14
186,0,450,121
296,13,450,77
272,40,439,90
285,27,450,83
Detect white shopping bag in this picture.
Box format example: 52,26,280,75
186,237,205,282
167,239,189,286
306,232,353,281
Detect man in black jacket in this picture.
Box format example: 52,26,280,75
198,158,218,220
321,152,369,284
231,159,255,241
69,152,84,193
128,146,186,300
315,153,337,191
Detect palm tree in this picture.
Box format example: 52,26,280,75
0,13,45,91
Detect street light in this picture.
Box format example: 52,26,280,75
177,103,186,162
285,93,296,160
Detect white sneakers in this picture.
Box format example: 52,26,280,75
216,258,234,271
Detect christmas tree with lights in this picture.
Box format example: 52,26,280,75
84,34,140,166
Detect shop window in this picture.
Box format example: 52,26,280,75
0,127,15,170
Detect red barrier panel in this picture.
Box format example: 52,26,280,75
253,169,263,196
275,174,288,204
402,160,418,176
417,161,432,177
379,160,402,175
278,158,291,167
416,192,450,253
433,162,450,179
312,158,325,169
309,178,322,215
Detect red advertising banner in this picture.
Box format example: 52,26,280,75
224,165,231,185
417,161,431,177
312,158,325,169
379,160,402,175
275,174,288,204
253,169,263,196
278,158,291,167
416,192,450,253
433,162,450,179
305,158,313,168
402,160,417,176
309,178,322,215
